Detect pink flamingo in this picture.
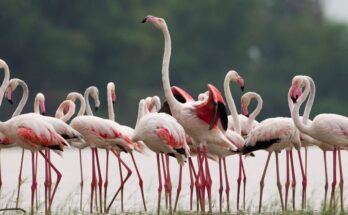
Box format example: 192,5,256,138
104,82,147,212
143,15,233,213
133,99,190,214
242,87,305,213
290,75,348,211
0,113,69,213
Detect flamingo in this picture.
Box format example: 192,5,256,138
0,113,69,213
104,82,147,212
133,98,190,214
239,92,262,136
289,75,348,211
143,15,234,212
70,86,134,213
241,87,305,213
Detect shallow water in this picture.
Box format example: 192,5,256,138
0,147,346,213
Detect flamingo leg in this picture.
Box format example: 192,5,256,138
16,149,25,208
156,153,162,215
297,149,306,209
305,147,308,207
31,151,37,214
323,150,328,210
90,148,96,213
94,148,103,213
39,150,62,210
173,164,183,212
285,150,290,211
165,155,172,213
35,152,39,210
161,154,168,209
337,147,344,212
289,149,296,210
118,153,124,212
223,157,230,213
330,148,337,208
106,150,132,213
104,149,109,212
188,157,194,211
188,157,200,211
130,153,147,211
275,152,285,212
237,154,242,210
203,145,212,212
218,158,223,213
241,154,247,210
79,148,83,211
0,149,2,191
259,152,271,213
196,146,205,211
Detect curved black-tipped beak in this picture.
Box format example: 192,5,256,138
291,96,298,103
112,101,115,104
241,86,245,92
95,107,99,112
141,17,147,23
7,98,13,105
41,112,45,115
245,113,250,118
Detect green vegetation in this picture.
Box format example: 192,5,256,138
0,0,347,125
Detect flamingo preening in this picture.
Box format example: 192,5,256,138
289,75,348,211
143,15,236,213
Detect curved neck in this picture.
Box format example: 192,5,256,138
135,99,146,126
247,93,262,128
68,92,86,116
34,97,40,114
0,62,10,106
56,100,75,122
302,76,315,124
107,86,115,121
224,74,241,134
291,77,312,135
160,23,181,112
84,88,94,116
12,80,29,117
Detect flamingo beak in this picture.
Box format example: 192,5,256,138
141,17,148,23
242,105,249,117
40,101,46,115
112,91,116,104
290,86,302,103
237,77,245,92
142,15,156,23
95,106,99,112
6,89,13,105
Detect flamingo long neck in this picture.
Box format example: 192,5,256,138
12,80,29,117
0,61,10,106
34,97,41,114
70,92,86,116
56,101,76,122
224,74,241,134
84,88,94,116
107,86,115,121
160,23,181,113
246,93,262,130
135,99,146,127
302,76,315,124
291,77,313,136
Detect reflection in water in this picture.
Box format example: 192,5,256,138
0,147,345,213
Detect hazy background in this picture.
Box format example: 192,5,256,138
0,0,347,125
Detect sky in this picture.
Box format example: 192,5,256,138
323,0,348,23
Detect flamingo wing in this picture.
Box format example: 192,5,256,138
195,84,228,131
159,86,194,114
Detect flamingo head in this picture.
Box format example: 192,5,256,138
290,76,304,103
227,70,245,91
5,79,21,105
107,82,116,104
142,15,166,29
90,87,100,111
35,93,46,115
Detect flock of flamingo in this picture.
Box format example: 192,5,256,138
0,15,347,214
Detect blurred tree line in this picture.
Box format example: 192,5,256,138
0,0,347,125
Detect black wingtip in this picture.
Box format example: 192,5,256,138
141,17,147,23
7,98,13,105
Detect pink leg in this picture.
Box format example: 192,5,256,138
106,150,132,212
285,151,290,210
94,148,103,213
297,150,307,209
323,151,328,210
236,154,242,210
31,151,37,214
241,155,247,209
90,148,96,213
259,152,271,213
196,146,205,211
223,157,230,213
289,150,296,210
330,148,337,208
16,149,25,207
174,164,183,212
337,147,344,211
188,157,194,211
130,153,147,211
104,149,109,212
118,153,124,212
275,152,285,211
0,149,2,191
218,158,223,213
188,157,200,211
165,155,173,213
79,149,83,210
35,152,39,210
161,154,168,209
156,154,163,215
203,146,212,212
39,150,62,210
